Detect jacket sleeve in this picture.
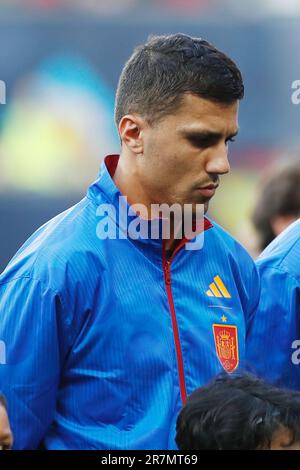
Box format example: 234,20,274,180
0,276,71,449
246,266,300,390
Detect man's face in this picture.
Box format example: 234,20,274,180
0,402,13,450
136,93,239,213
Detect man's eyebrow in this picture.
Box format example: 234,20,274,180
180,129,239,140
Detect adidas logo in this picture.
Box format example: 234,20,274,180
206,275,231,298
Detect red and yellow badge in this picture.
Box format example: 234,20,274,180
213,324,239,373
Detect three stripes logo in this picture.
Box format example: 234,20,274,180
206,275,231,299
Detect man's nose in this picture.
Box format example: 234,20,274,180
205,144,231,175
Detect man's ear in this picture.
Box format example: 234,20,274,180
118,114,146,154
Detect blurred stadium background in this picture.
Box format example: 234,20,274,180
0,0,300,270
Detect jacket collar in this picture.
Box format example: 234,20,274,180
87,154,213,260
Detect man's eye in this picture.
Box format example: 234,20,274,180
189,138,212,148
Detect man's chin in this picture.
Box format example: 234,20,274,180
191,201,209,215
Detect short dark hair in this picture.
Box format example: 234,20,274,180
252,160,300,250
176,373,300,450
115,33,244,127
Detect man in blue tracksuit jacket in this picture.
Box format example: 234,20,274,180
0,34,260,449
247,218,300,390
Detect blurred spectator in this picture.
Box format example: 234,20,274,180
246,218,300,392
252,160,300,253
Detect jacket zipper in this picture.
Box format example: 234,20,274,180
163,256,187,404
161,218,213,404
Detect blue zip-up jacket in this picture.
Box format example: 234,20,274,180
246,218,300,389
0,155,260,449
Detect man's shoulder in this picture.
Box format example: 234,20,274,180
257,218,300,281
0,196,105,289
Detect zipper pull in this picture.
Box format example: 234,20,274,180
164,260,171,285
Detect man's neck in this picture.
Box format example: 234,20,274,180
113,154,152,217
113,153,184,255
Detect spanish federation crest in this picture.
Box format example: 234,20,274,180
213,324,239,373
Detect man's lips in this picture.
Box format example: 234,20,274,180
195,184,219,198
